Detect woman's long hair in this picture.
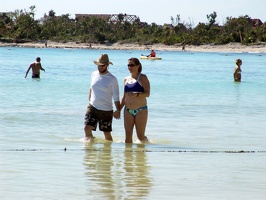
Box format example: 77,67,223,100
129,57,142,73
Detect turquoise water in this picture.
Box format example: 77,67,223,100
1,47,266,199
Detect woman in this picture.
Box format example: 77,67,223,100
233,59,242,82
121,58,150,143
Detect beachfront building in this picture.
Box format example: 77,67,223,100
75,13,140,24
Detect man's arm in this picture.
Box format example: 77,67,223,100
40,63,45,72
112,77,121,119
88,88,92,101
113,101,121,119
24,65,32,78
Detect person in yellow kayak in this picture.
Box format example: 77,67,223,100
141,50,156,58
148,50,156,57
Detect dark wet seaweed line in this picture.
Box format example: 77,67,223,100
1,148,266,153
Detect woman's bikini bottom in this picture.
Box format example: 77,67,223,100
125,105,148,117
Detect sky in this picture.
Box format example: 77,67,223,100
1,0,266,26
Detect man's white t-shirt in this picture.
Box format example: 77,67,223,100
89,71,120,111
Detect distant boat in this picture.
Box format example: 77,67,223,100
140,55,162,60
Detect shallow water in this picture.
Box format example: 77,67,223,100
1,47,266,199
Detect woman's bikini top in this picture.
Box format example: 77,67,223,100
124,73,144,93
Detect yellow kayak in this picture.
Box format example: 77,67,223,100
140,55,162,60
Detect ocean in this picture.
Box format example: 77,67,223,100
1,46,266,199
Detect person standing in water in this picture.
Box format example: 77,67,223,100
233,59,242,82
25,57,45,78
120,58,150,143
84,54,120,142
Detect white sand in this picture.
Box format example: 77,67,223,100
1,41,266,53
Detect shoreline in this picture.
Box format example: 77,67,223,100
1,41,266,53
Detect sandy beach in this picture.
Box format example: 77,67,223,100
1,41,266,53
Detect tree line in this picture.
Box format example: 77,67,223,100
0,5,266,45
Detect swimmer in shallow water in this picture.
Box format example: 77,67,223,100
25,57,45,78
233,59,242,82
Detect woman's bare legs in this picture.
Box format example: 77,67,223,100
135,109,148,142
124,109,148,143
124,109,135,143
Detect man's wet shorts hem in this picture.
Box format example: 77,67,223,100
84,105,113,132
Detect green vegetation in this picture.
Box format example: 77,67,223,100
1,6,266,45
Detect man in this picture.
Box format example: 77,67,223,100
25,57,45,78
233,59,242,82
148,50,156,57
84,54,120,141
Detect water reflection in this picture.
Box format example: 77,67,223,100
83,142,152,199
123,144,152,199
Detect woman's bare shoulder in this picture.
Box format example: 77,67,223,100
140,73,148,80
124,75,131,80
124,76,130,84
